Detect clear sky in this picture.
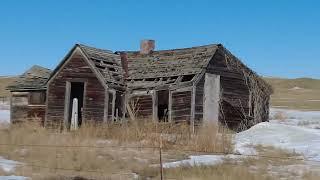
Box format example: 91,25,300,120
0,0,319,78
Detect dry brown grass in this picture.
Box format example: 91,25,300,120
153,145,319,180
0,120,233,179
1,122,319,179
272,111,287,121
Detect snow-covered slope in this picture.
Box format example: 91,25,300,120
235,122,320,161
236,108,320,161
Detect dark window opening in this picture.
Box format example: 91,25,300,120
145,78,156,81
95,64,106,69
68,82,85,128
181,74,195,82
108,67,116,71
29,91,46,105
157,90,169,122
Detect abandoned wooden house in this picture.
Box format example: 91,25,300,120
7,40,272,131
7,65,52,125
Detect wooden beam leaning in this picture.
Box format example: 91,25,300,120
191,85,196,134
152,90,158,122
168,90,172,122
103,88,109,123
63,81,71,130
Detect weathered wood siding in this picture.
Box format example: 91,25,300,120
207,48,250,130
107,92,113,121
130,95,153,118
194,76,204,123
11,91,46,125
205,47,270,131
46,51,105,129
171,91,192,122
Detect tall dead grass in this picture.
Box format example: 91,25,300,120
0,120,233,179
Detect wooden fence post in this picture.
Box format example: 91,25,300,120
159,134,163,180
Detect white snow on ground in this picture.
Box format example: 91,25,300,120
164,108,320,168
289,86,303,90
236,108,320,161
162,155,222,168
0,110,10,124
0,176,29,180
270,108,320,129
0,157,22,172
235,122,320,161
162,155,238,168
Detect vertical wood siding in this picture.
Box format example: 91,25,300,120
194,76,205,124
46,52,105,129
171,91,192,122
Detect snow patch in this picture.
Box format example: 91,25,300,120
162,155,238,168
0,157,22,172
235,122,320,161
270,108,320,129
289,86,303,90
0,176,29,180
0,110,10,124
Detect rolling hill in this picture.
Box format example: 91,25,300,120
264,77,320,110
0,76,17,97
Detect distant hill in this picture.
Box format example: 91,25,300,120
0,76,18,97
264,77,320,110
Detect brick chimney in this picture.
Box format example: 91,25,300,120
120,52,128,78
140,40,155,54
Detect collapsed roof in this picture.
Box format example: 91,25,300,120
8,43,272,94
7,65,52,91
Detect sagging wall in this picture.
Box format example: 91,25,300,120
46,50,105,129
207,48,250,130
10,91,46,125
207,47,270,131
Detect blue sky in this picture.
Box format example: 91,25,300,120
0,0,319,78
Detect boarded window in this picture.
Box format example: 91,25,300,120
29,92,46,105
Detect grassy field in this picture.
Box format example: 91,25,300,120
0,76,17,97
264,77,320,110
0,121,233,179
0,122,318,179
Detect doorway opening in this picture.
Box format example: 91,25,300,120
115,92,123,121
157,90,169,122
68,82,85,128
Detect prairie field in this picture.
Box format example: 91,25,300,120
264,77,320,110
